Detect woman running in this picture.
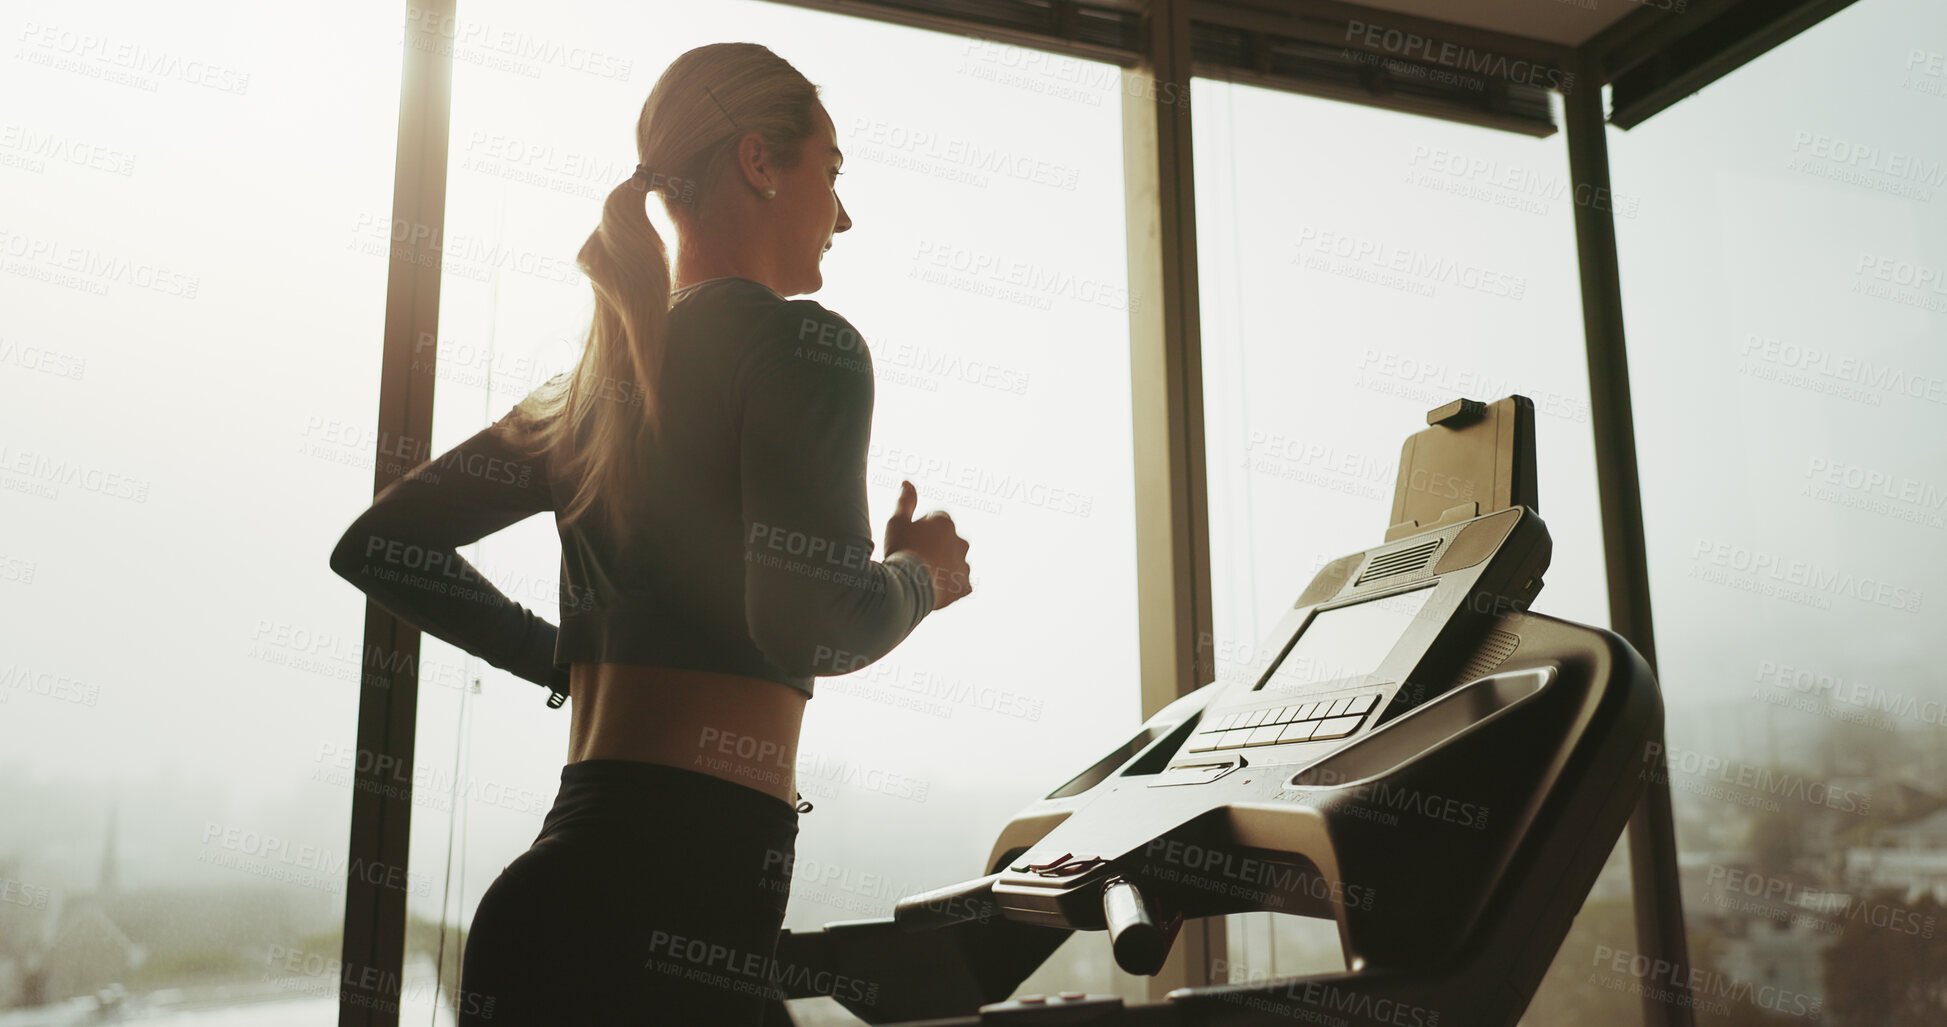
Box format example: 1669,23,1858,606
329,41,973,1024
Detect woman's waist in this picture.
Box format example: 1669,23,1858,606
567,663,807,803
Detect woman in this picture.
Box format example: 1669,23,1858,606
329,42,973,1024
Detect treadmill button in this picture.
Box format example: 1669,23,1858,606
1323,697,1352,717
1345,693,1379,715
1187,735,1223,752
1245,724,1284,746
1277,720,1319,744
1243,710,1269,727
1215,713,1241,730
1218,728,1254,747
1272,705,1301,723
1312,715,1365,740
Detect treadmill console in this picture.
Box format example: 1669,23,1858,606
1134,395,1549,780
1167,500,1547,772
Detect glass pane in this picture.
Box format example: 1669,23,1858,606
1613,0,1947,1023
1190,77,1622,1013
408,1,1147,1019
0,0,400,1021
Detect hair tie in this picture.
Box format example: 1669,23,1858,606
631,163,693,204
630,162,660,195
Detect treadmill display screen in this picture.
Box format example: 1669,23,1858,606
1256,585,1436,690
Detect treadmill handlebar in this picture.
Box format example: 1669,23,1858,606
1102,876,1182,976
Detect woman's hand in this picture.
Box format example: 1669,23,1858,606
884,480,973,610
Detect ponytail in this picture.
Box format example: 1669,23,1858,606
499,43,822,550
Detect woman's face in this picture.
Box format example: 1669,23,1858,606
773,105,850,295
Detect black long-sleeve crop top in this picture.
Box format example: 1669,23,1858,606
329,276,935,706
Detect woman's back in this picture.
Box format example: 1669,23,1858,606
554,274,935,698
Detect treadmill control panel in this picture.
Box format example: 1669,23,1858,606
1185,691,1383,752
1162,502,1548,774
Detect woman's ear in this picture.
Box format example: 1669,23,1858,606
735,131,776,197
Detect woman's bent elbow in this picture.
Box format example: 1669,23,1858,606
330,533,365,582
330,518,385,580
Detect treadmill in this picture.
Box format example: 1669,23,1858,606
765,395,1689,1027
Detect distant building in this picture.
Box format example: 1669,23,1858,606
1713,917,1835,1002
1844,805,1947,899
2,804,339,1011
23,895,144,1005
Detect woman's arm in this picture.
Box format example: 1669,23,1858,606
738,301,934,679
329,408,570,698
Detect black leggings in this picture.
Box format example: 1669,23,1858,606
458,759,800,1025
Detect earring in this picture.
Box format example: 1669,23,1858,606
762,188,776,199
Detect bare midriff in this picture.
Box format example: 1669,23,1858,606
566,663,807,806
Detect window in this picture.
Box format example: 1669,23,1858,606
407,2,1148,1018
0,0,401,1020
1612,0,1947,1021
1191,77,1623,1013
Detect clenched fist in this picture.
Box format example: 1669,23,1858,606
884,480,973,610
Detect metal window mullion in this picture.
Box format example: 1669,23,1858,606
1123,0,1220,999
339,2,455,1024
1561,53,1694,1027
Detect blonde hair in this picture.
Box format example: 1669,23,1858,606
501,42,823,542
